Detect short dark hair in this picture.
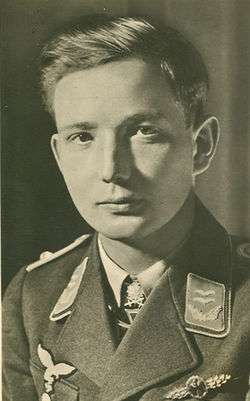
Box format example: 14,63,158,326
40,15,209,127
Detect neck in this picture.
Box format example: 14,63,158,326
99,192,195,275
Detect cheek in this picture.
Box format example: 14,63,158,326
58,150,94,194
134,141,193,183
59,146,89,175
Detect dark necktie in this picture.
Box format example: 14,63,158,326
117,275,146,334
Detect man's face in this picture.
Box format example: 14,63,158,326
52,58,195,241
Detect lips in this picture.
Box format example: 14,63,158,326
97,196,144,213
98,197,140,205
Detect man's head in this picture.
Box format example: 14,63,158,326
41,16,219,241
41,15,209,128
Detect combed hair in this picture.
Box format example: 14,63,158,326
41,15,209,127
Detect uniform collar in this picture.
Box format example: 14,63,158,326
49,196,232,335
168,196,233,338
98,237,127,307
98,236,168,305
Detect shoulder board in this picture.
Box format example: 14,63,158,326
26,233,92,272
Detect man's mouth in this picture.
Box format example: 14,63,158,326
97,197,144,213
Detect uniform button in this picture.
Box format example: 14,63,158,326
40,251,53,260
237,243,250,259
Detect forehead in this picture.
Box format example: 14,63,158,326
53,58,184,128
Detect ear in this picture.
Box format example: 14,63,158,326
192,116,220,178
50,134,64,174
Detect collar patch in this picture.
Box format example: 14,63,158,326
184,273,230,337
49,257,88,321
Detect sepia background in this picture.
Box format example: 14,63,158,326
2,0,250,289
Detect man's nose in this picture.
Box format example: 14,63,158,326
100,133,132,184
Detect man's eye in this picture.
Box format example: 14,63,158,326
68,132,93,144
136,126,160,136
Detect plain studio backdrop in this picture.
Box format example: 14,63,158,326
2,0,250,289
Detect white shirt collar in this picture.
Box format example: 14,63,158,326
98,237,168,307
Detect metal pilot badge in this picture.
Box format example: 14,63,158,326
37,344,76,400
164,373,231,400
184,273,229,337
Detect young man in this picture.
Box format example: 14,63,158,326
3,15,250,401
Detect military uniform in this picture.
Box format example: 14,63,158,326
3,199,250,401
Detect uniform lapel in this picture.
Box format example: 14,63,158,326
45,235,116,387
100,267,199,401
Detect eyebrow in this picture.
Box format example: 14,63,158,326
58,110,169,134
58,121,97,133
120,111,168,127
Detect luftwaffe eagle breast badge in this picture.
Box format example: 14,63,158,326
37,344,76,401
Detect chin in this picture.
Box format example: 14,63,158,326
84,213,148,241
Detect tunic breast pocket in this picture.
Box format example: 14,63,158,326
30,360,79,401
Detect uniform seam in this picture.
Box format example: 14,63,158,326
20,267,33,353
